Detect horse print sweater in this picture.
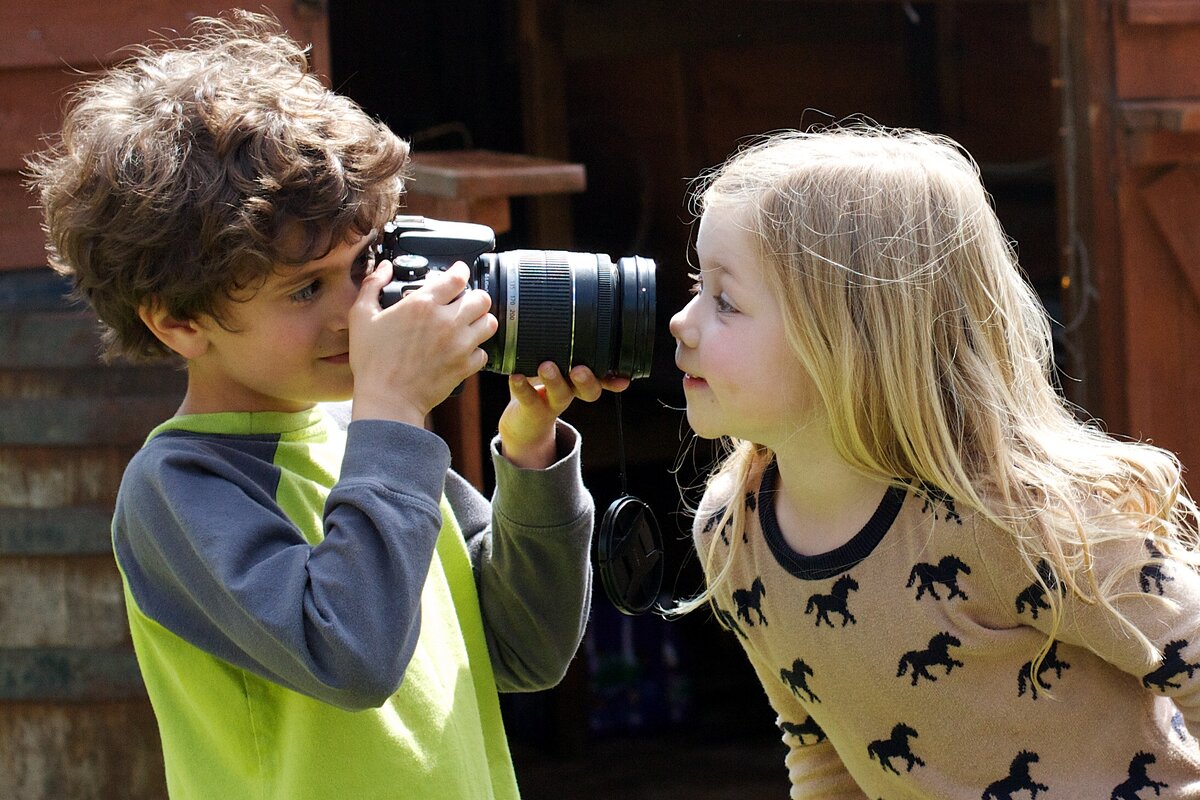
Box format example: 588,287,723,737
693,461,1200,799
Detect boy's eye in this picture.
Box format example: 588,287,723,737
290,280,321,303
351,248,376,285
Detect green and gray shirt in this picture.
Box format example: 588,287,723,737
114,406,593,799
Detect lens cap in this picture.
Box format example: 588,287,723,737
597,495,664,615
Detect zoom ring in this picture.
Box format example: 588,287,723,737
514,256,573,376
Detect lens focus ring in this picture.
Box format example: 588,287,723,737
510,252,573,376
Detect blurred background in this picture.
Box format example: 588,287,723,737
4,1,1200,797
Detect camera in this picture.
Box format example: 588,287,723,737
376,215,656,380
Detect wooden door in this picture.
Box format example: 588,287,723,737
1059,0,1200,474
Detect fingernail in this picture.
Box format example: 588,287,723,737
539,364,558,380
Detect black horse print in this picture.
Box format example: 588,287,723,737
907,555,972,601
1014,560,1059,620
780,658,819,703
897,632,964,686
1143,639,1200,691
705,492,758,545
1140,540,1174,596
1111,751,1168,800
1017,641,1072,700
712,603,747,639
866,723,925,775
805,574,859,627
732,577,767,627
702,506,732,546
920,485,963,524
982,751,1049,800
780,715,826,745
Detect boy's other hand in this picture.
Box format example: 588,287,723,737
349,261,497,425
499,362,630,469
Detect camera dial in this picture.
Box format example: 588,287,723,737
390,254,430,281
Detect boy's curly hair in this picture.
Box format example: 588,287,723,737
24,10,409,362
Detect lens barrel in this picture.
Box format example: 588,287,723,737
474,250,655,379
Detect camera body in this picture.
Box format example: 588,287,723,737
376,216,496,305
374,215,655,380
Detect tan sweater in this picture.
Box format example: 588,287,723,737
693,461,1200,799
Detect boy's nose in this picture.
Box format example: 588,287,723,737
331,274,359,331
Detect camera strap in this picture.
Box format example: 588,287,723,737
596,393,664,615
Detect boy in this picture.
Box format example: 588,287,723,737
26,11,623,799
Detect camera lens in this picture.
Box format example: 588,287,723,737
473,250,655,379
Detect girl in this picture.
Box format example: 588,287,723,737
669,125,1200,798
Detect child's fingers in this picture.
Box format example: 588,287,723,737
599,374,632,394
421,262,471,303
508,373,545,405
565,366,607,402
536,362,582,409
355,259,393,310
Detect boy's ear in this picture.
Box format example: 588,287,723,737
137,299,210,360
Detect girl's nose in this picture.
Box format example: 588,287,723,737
669,299,697,347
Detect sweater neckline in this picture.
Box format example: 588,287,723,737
758,460,907,581
146,406,329,442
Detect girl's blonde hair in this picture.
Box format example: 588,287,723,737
679,125,1198,665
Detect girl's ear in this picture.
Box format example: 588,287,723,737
137,299,210,360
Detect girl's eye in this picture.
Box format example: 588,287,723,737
715,294,737,314
290,280,321,303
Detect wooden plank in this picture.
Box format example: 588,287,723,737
0,312,103,368
0,446,135,507
1141,166,1200,304
517,0,576,249
0,647,143,700
1114,19,1200,98
0,172,49,272
401,194,512,234
408,150,585,201
0,268,75,312
1122,100,1200,131
1126,0,1200,25
1055,0,1128,427
1118,170,1200,473
0,556,128,648
0,396,181,446
0,507,113,556
0,2,330,74
1126,130,1200,165
0,702,164,799
0,68,86,173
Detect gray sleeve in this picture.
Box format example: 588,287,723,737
449,420,594,692
113,420,451,711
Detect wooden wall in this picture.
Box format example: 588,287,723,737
0,1,331,272
0,5,329,798
512,0,1060,457
502,0,1063,747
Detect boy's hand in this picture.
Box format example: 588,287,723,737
349,260,497,425
499,362,630,469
